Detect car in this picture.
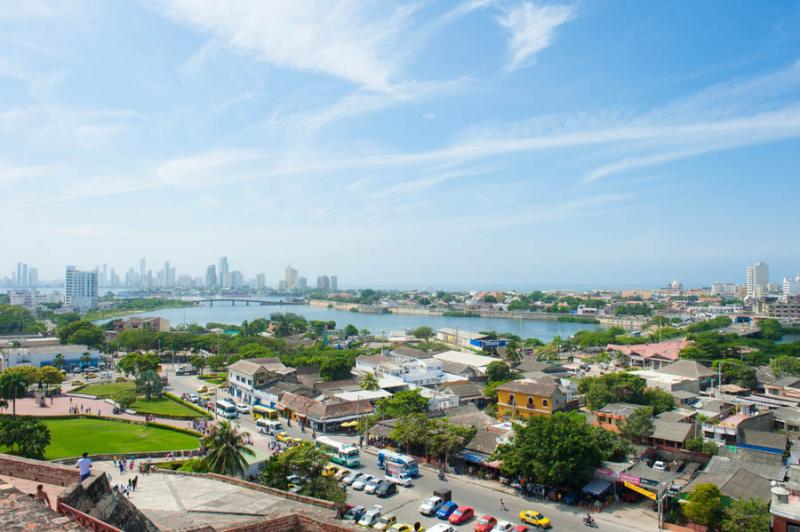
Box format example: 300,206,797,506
275,432,291,443
475,515,498,532
365,477,382,494
519,510,551,529
352,474,375,491
344,505,366,522
387,525,417,532
436,501,459,520
335,468,351,480
197,386,208,393
512,527,530,532
375,480,398,498
322,465,340,478
372,514,397,530
188,393,200,403
653,460,667,471
286,474,304,485
343,471,363,485
358,505,383,527
490,521,514,532
448,506,474,525
236,402,250,414
288,484,303,493
427,525,456,532
420,495,445,516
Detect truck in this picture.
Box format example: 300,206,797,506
384,462,413,487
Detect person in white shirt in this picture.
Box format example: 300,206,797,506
76,452,92,482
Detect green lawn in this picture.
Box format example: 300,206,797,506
132,396,204,418
79,382,135,397
38,418,199,460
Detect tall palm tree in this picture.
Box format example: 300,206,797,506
80,352,92,369
0,373,28,416
360,372,380,391
202,421,255,477
53,354,66,371
503,340,522,366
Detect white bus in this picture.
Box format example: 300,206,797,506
315,436,361,467
256,418,283,435
215,399,239,419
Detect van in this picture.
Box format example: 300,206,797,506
256,418,283,435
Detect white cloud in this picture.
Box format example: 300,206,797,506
158,0,419,91
497,1,576,71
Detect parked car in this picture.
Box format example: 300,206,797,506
519,510,551,529
335,468,350,481
621,490,641,503
343,505,366,522
475,515,498,532
420,495,445,516
490,521,514,532
375,480,398,498
188,393,199,403
653,461,666,471
275,432,291,443
427,525,456,532
358,505,383,527
512,526,530,532
343,471,363,485
236,402,250,414
322,465,340,478
372,514,397,531
436,501,459,520
365,477,382,494
387,525,415,532
353,474,375,491
449,506,474,525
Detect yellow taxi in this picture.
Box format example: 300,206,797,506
275,432,291,443
322,465,340,478
519,510,551,529
387,524,421,532
197,386,208,393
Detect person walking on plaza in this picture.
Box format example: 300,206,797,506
132,475,138,491
500,498,507,511
118,460,124,474
76,452,92,482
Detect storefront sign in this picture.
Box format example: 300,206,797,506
624,481,656,500
619,472,640,486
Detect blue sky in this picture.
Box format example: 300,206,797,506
1,0,800,289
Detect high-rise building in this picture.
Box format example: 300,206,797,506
65,266,98,311
28,267,38,287
330,275,338,291
316,275,330,290
205,265,217,288
16,263,22,287
256,273,266,290
139,258,146,286
746,261,769,299
230,270,245,288
784,274,800,299
285,265,299,290
218,257,229,287
711,282,738,297
298,276,308,290
21,264,28,287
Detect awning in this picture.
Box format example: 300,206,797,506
456,451,489,464
582,479,612,497
340,421,359,427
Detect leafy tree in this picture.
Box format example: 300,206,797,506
684,483,722,529
0,416,50,459
486,361,514,383
57,320,105,348
117,352,160,376
483,294,498,303
376,389,428,419
685,437,718,455
260,441,345,503
360,372,380,391
0,305,42,334
494,412,605,489
135,369,163,400
412,326,434,342
0,371,28,416
390,413,432,454
206,354,227,372
36,366,65,389
319,357,353,381
771,355,800,377
712,359,757,389
623,406,655,443
343,324,359,337
579,372,647,410
592,426,631,462
721,498,769,532
503,340,522,366
113,390,137,411
428,418,475,467
190,355,207,376
202,421,255,477
643,387,675,414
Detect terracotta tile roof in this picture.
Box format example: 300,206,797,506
496,379,560,398
278,392,373,421
607,340,689,361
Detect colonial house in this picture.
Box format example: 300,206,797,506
496,378,570,420
592,403,640,434
277,391,373,433
227,358,297,405
607,340,689,369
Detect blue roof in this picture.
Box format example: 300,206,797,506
582,479,612,496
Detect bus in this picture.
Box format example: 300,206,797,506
315,436,361,468
377,450,418,478
215,399,239,419
252,405,279,420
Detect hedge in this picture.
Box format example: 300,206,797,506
164,392,212,419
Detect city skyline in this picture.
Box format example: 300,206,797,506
1,2,799,286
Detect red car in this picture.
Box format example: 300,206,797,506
513,527,530,532
475,515,497,532
449,506,475,525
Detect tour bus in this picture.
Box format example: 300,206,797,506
215,399,239,420
256,418,283,435
315,436,361,468
377,450,419,477
252,405,280,420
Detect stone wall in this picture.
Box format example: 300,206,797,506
60,473,159,532
0,453,80,487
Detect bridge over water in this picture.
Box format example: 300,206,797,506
195,298,306,307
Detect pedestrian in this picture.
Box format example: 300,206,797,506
69,397,73,404
132,475,138,491
127,478,132,490
500,498,507,511
34,484,52,508
76,452,92,482
119,461,124,474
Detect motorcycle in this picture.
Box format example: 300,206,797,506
438,470,446,481
583,516,597,528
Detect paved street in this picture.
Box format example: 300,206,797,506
166,369,659,532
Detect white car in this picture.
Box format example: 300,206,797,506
352,474,374,491
427,525,456,532
358,505,383,527
188,393,200,403
364,477,382,494
343,471,362,485
419,495,444,516
491,521,515,532
372,514,396,530
236,403,250,414
653,460,667,471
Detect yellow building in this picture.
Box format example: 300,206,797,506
496,379,567,420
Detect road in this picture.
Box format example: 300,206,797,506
166,369,656,532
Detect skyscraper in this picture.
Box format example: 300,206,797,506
16,263,22,287
205,265,217,288
330,275,338,291
218,257,229,287
316,275,330,290
139,258,146,283
28,267,38,287
256,273,266,290
285,265,299,290
298,276,307,290
65,266,98,311
746,261,769,299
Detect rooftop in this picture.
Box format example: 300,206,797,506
433,350,501,369
606,340,689,361
228,357,295,377
657,359,715,379
740,429,787,451
651,419,693,443
596,403,641,417
496,379,560,398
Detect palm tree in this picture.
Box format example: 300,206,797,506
53,354,66,371
202,421,255,477
504,340,522,366
360,372,380,391
0,372,28,416
80,352,92,369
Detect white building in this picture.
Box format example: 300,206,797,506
227,358,297,405
354,353,445,386
784,274,800,299
65,266,97,311
285,265,299,290
746,261,769,299
711,282,739,297
1,344,100,371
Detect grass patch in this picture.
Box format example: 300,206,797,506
132,396,205,418
78,382,135,397
197,374,226,385
24,418,198,460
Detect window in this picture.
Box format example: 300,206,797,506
542,399,548,407
787,525,800,532
508,394,515,406
527,397,534,407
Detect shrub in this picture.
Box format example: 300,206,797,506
116,377,128,383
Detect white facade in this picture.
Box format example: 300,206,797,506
746,261,769,299
784,274,800,299
65,266,97,311
355,353,444,386
285,265,298,289
711,282,738,297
